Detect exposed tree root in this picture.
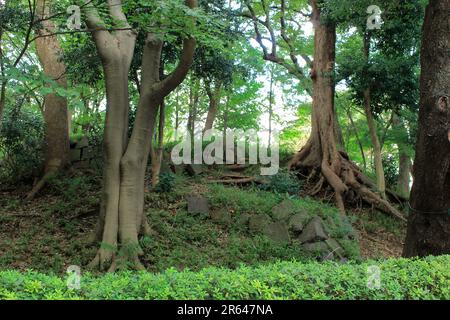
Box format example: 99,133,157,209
289,144,406,222
225,164,249,172
88,248,116,272
25,159,62,201
25,171,55,202
87,215,153,272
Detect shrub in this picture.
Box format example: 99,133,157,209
0,106,44,184
382,154,399,188
154,172,176,193
258,169,301,195
0,256,448,300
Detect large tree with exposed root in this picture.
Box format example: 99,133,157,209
243,0,404,219
81,0,198,271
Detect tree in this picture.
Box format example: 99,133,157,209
403,0,450,257
82,0,198,270
0,0,38,128
244,0,403,219
26,0,71,200
331,0,422,202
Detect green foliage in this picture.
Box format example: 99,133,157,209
0,256,448,299
258,169,301,195
382,154,398,188
141,207,310,272
0,106,44,184
47,174,95,202
208,184,281,215
154,172,176,193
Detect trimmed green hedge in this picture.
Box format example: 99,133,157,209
0,256,449,300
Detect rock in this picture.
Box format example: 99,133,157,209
249,214,272,233
263,222,291,244
163,152,177,174
271,199,295,221
237,213,251,227
186,196,209,215
325,238,345,258
184,164,204,176
254,176,270,185
210,208,232,225
302,241,330,255
321,252,335,261
288,212,310,233
298,216,328,243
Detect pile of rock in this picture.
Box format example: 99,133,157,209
69,136,100,168
187,196,350,261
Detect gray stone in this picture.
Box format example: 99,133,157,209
325,238,345,258
184,164,204,176
249,214,272,233
271,199,295,221
263,221,291,244
321,252,335,261
288,212,310,233
302,241,330,255
298,216,328,243
210,208,232,224
186,196,209,215
237,213,251,227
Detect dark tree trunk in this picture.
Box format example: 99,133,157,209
403,0,450,257
36,0,70,173
25,0,71,201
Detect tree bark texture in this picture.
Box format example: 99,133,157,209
403,0,450,257
85,0,197,270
